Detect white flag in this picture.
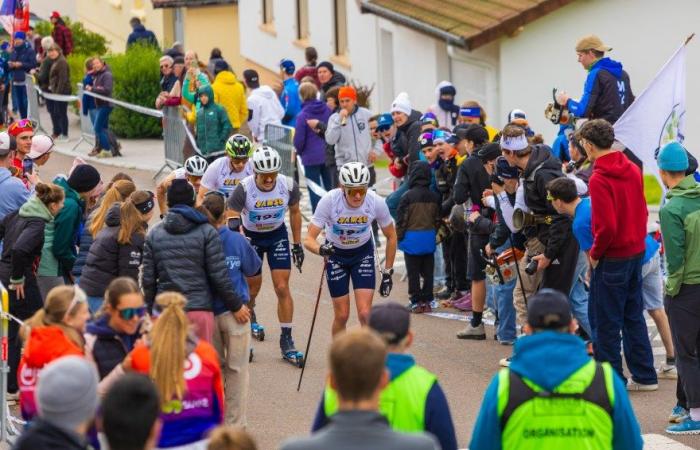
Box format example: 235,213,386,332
614,44,686,182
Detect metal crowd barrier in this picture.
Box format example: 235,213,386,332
25,77,48,134
155,106,204,179
263,123,296,178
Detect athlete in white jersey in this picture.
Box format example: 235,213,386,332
156,155,208,216
197,134,255,204
226,146,305,367
304,162,397,335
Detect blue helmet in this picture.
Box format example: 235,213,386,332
280,59,295,75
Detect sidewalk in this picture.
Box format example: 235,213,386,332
37,107,167,173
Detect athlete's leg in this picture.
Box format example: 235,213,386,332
353,289,375,326
271,269,293,323
331,295,351,336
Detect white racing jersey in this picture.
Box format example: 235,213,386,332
227,174,300,233
200,156,254,197
311,188,393,249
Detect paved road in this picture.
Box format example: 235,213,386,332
28,153,697,449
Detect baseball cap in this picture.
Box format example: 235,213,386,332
28,135,54,159
279,58,295,75
0,132,11,157
368,302,410,345
527,289,572,330
575,35,612,53
243,69,260,88
376,113,393,131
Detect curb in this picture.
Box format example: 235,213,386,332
51,142,162,174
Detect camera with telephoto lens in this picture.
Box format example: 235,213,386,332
525,256,539,275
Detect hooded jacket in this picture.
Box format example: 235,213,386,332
79,204,146,297
19,326,83,421
0,195,53,285
39,177,85,276
294,99,332,166
212,70,248,129
659,175,700,296
195,84,233,156
9,41,35,84
85,314,140,381
92,64,113,107
280,77,302,126
567,57,634,124
142,205,244,313
0,167,29,221
427,81,459,128
325,105,373,167
391,109,423,164
247,85,284,142
470,332,642,450
397,162,441,255
589,151,647,261
13,417,91,450
126,24,158,49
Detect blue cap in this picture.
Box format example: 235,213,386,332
376,113,393,130
13,31,26,40
658,141,689,172
496,156,519,179
279,59,295,75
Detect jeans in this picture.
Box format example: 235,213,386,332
433,244,446,288
212,312,251,426
590,256,657,385
11,83,28,118
93,106,113,151
303,163,332,213
492,243,517,343
569,250,592,338
47,99,69,137
386,179,409,220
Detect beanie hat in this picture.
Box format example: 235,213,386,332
13,31,26,40
338,86,357,101
243,69,260,88
439,85,456,97
419,132,434,150
37,356,98,431
8,119,33,137
477,143,502,163
167,178,196,207
213,59,229,75
391,92,411,116
658,141,689,172
317,61,334,74
67,164,101,193
421,112,438,128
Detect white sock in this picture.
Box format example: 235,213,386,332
280,323,293,329
690,408,700,421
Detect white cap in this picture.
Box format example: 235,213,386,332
391,92,412,116
28,135,54,159
0,132,11,156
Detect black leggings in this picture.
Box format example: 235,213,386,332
405,253,435,304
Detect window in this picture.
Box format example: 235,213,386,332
262,0,274,25
296,0,309,41
334,0,348,56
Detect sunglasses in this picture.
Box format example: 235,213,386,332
10,119,34,130
259,172,278,180
345,187,368,197
231,157,249,163
118,306,147,320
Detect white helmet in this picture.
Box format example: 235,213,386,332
339,162,370,187
184,155,208,177
252,146,281,173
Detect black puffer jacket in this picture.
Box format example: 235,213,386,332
391,109,422,164
141,205,243,313
453,152,493,233
435,156,459,217
79,204,146,297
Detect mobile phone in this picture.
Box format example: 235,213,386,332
228,217,241,231
22,158,33,175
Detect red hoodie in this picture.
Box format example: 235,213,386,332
589,151,647,261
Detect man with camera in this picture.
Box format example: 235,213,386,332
499,125,580,329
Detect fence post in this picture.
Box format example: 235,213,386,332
25,77,47,134
155,106,187,180
263,124,297,178
72,83,97,151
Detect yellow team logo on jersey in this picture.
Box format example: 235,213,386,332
223,179,241,186
255,198,284,208
337,216,369,225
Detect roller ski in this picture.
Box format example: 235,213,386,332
280,330,304,368
250,310,265,342
249,347,254,363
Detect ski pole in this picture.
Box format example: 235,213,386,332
297,259,327,392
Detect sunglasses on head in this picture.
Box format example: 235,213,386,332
10,119,34,130
118,306,147,320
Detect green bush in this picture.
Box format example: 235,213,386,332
34,19,108,56
105,44,162,138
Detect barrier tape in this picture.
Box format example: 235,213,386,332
31,85,79,103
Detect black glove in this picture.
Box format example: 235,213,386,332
379,270,393,297
292,243,304,273
319,243,335,257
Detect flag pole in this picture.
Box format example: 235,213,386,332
685,33,695,46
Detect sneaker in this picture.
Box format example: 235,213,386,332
498,339,515,346
669,405,690,424
450,290,469,301
657,363,678,380
6,391,18,404
453,292,472,311
499,356,512,367
56,134,69,143
429,299,439,309
88,147,101,157
626,380,658,392
421,302,432,313
436,286,452,300
666,417,700,435
96,150,113,158
456,322,485,340
408,302,424,314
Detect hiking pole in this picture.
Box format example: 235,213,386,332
297,259,327,392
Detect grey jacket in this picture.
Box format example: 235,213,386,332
141,205,243,313
279,411,439,450
325,106,373,167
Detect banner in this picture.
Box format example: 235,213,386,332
614,43,687,185
0,0,29,36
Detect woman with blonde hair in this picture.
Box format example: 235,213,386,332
18,285,90,421
81,190,155,312
129,292,223,448
458,100,498,142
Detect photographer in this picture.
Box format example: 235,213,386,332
499,125,580,326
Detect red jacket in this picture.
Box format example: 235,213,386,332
52,23,73,56
589,151,647,260
294,65,320,88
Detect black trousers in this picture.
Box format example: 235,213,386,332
405,253,434,304
47,99,69,137
443,232,469,292
6,276,43,393
665,284,700,408
541,232,580,295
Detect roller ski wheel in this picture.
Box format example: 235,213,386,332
280,333,304,368
249,347,254,363
251,322,265,341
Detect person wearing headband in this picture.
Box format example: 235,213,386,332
458,100,498,142
79,191,154,312
498,124,581,332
